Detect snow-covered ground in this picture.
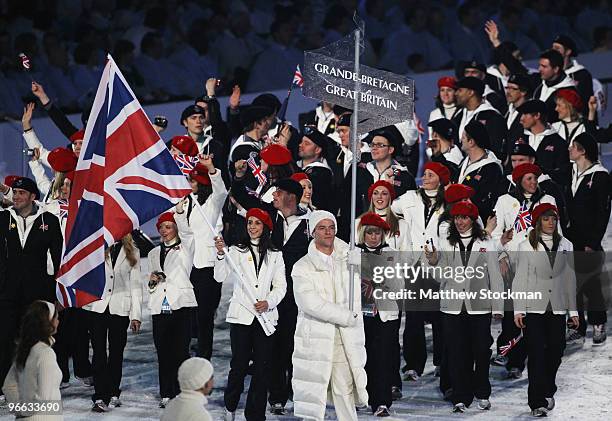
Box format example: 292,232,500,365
3,158,612,420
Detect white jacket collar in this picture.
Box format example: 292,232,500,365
178,389,208,406
459,150,502,181
565,59,585,75
307,238,349,271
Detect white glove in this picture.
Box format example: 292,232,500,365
348,312,360,327
347,249,361,267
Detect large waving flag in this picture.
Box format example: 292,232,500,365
56,54,192,307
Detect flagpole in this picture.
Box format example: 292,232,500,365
348,25,361,313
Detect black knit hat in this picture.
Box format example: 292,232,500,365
428,119,458,143
240,105,273,129
12,176,40,200
273,178,303,199
573,133,599,162
553,35,577,56
511,142,537,158
464,120,490,149
455,77,485,97
253,94,282,114
517,99,547,117
180,105,205,125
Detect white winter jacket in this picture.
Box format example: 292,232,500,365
187,170,228,269
147,211,197,315
392,189,446,258
291,238,368,420
84,245,143,321
214,245,286,326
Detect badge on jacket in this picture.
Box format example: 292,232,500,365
10,223,15,230
479,248,487,252
39,223,48,231
545,145,554,151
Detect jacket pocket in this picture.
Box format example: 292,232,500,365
123,296,132,313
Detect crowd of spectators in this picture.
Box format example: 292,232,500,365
1,0,612,120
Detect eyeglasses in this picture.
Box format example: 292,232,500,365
370,142,390,149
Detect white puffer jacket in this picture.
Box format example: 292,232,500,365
291,238,368,420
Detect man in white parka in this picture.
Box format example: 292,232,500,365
291,211,368,421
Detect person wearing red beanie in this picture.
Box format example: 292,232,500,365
425,197,504,413
290,173,314,211
390,159,449,386
551,88,588,145
354,211,400,417
513,201,578,417
183,154,228,362
489,162,556,375
214,206,286,421
429,76,460,132
148,198,198,408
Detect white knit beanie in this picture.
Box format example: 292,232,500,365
178,357,214,391
308,210,337,236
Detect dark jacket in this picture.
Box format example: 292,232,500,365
566,164,611,250
0,208,62,305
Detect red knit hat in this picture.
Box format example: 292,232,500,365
423,161,451,186
171,136,199,157
69,129,85,142
4,175,19,187
189,162,211,186
450,201,479,219
367,180,396,202
246,208,273,231
444,184,475,203
531,203,558,223
290,172,309,183
359,212,391,232
260,144,292,165
512,163,542,183
48,147,78,172
556,89,583,111
156,212,176,230
438,76,456,90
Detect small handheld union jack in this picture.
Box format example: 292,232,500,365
247,156,267,186
499,330,523,356
174,153,199,176
513,201,532,233
58,199,69,220
293,65,304,88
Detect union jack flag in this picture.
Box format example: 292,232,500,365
293,65,304,88
174,153,199,175
499,330,523,356
513,201,532,233
247,156,267,186
56,55,191,307
58,199,69,220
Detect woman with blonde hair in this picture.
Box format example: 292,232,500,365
84,234,142,412
551,89,587,145
3,300,63,420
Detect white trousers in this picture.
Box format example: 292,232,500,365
326,329,357,421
